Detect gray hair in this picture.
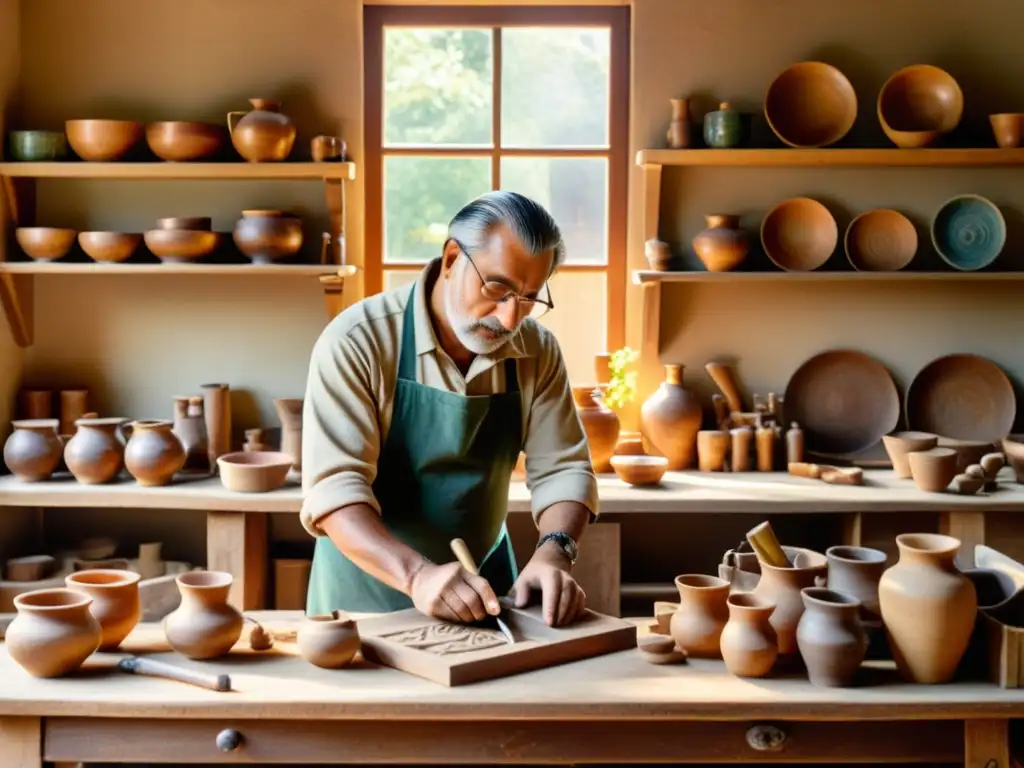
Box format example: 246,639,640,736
447,191,566,270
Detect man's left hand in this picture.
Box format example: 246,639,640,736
508,546,586,626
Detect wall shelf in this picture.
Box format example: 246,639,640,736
0,161,357,180
633,269,1024,284
0,262,357,276
635,148,1024,168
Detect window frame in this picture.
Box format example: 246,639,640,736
363,3,630,352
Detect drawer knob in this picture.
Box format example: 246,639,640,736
746,724,786,752
216,728,244,753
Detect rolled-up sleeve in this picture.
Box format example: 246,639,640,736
522,337,599,522
300,329,382,536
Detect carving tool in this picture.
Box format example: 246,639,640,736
746,521,791,568
115,655,232,692
705,361,744,413
450,538,517,644
788,461,864,486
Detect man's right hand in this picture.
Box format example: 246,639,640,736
409,561,501,623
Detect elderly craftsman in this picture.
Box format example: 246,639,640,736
300,191,598,627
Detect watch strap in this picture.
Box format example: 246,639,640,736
536,531,578,564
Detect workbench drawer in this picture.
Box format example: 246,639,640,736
44,717,963,763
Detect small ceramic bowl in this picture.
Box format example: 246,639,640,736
144,229,219,263
610,455,668,486
990,114,1024,149
156,217,212,231
15,227,77,261
217,451,292,493
844,209,918,271
78,232,142,263
146,121,225,162
8,129,68,161
764,61,857,148
907,446,958,493
760,197,837,271
65,119,144,161
930,194,1005,271
877,64,963,148
882,431,938,478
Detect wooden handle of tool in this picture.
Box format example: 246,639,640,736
788,461,823,479
118,656,232,692
746,521,791,568
820,467,864,486
450,538,480,576
705,362,744,413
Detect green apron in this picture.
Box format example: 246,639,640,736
306,286,523,614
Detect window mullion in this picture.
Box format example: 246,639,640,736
491,25,502,190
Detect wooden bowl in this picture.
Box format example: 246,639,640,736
877,65,963,148
882,431,938,478
65,119,144,161
844,209,917,271
15,227,76,261
610,455,668,486
143,229,219,263
156,216,212,231
764,61,857,148
760,197,837,271
216,451,292,493
990,114,1024,149
930,194,1005,271
78,232,142,263
146,121,226,162
907,447,958,493
233,209,303,264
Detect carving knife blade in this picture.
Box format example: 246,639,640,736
450,537,517,644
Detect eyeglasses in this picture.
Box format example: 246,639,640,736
450,239,554,319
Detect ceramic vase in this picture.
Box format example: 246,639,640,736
703,101,743,148
752,546,828,660
233,210,304,264
65,569,142,651
669,574,730,658
163,571,244,660
825,545,886,622
64,417,127,484
692,214,749,272
572,386,619,473
640,364,702,470
878,533,978,683
666,97,691,149
124,420,187,487
719,592,778,678
173,396,209,472
3,418,63,481
796,587,867,687
297,610,362,669
274,397,304,471
227,98,296,162
5,588,102,677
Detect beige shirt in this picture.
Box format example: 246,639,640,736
300,258,598,536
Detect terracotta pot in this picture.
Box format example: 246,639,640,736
274,397,304,470
572,386,619,473
233,210,304,264
719,592,778,678
752,546,827,659
297,610,361,669
878,533,977,683
692,214,749,272
669,574,730,658
124,419,187,487
796,587,867,687
3,418,63,481
64,417,127,484
644,238,673,271
825,545,887,621
65,569,141,651
882,431,938,478
227,98,296,162
163,571,244,660
640,364,702,470
5,588,102,677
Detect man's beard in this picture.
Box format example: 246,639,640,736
443,262,518,355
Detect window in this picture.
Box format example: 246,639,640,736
364,5,629,382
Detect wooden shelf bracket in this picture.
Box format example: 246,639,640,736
637,162,664,400
1,174,36,346
319,265,358,322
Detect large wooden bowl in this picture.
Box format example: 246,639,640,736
146,121,226,162
78,232,142,263
143,229,219,263
877,65,963,148
843,209,917,271
15,227,77,261
760,197,837,271
764,62,857,148
65,119,144,161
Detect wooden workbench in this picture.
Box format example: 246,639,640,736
0,612,1021,766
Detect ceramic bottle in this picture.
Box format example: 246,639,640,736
65,569,141,651
752,546,828,661
64,417,127,484
173,396,209,472
719,592,778,677
3,418,63,481
692,215,749,272
5,588,102,677
796,587,867,687
878,533,978,683
274,397,304,471
669,574,730,658
201,383,232,469
163,571,244,660
124,419,187,487
227,98,296,162
703,101,743,148
640,364,702,470
666,97,691,149
297,610,362,669
572,386,620,473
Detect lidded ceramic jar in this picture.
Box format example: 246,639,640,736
669,574,730,658
163,570,244,660
703,101,743,148
124,419,187,487
572,386,619,473
3,418,63,481
719,592,778,678
65,568,141,651
692,215,749,272
227,98,296,162
5,588,102,677
752,546,827,660
297,610,361,669
233,210,304,264
640,364,702,470
64,416,127,484
795,587,867,687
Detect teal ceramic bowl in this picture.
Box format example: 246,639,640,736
930,194,1005,271
8,130,68,161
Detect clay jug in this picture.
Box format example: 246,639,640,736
297,610,362,669
173,396,209,471
124,419,187,487
274,397,304,471
640,364,702,470
163,571,244,660
65,569,141,651
6,588,102,677
666,97,691,149
692,214,749,272
752,546,827,660
719,592,777,677
572,386,619,473
669,574,730,658
878,533,978,683
227,98,296,162
3,418,63,481
796,587,867,687
64,416,127,484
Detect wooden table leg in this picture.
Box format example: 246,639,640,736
965,718,1010,768
0,716,41,768
207,511,268,610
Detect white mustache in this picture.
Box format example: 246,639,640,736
470,317,515,337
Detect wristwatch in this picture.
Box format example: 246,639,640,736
536,531,578,564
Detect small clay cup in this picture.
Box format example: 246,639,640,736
297,610,361,669
65,569,141,651
609,455,668,486
907,446,958,493
882,431,938,478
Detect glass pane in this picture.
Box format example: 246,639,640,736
384,28,493,147
500,157,607,265
384,156,492,263
501,27,611,148
536,271,606,385
384,270,421,292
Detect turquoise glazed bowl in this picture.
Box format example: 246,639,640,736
930,194,1005,271
8,130,68,161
